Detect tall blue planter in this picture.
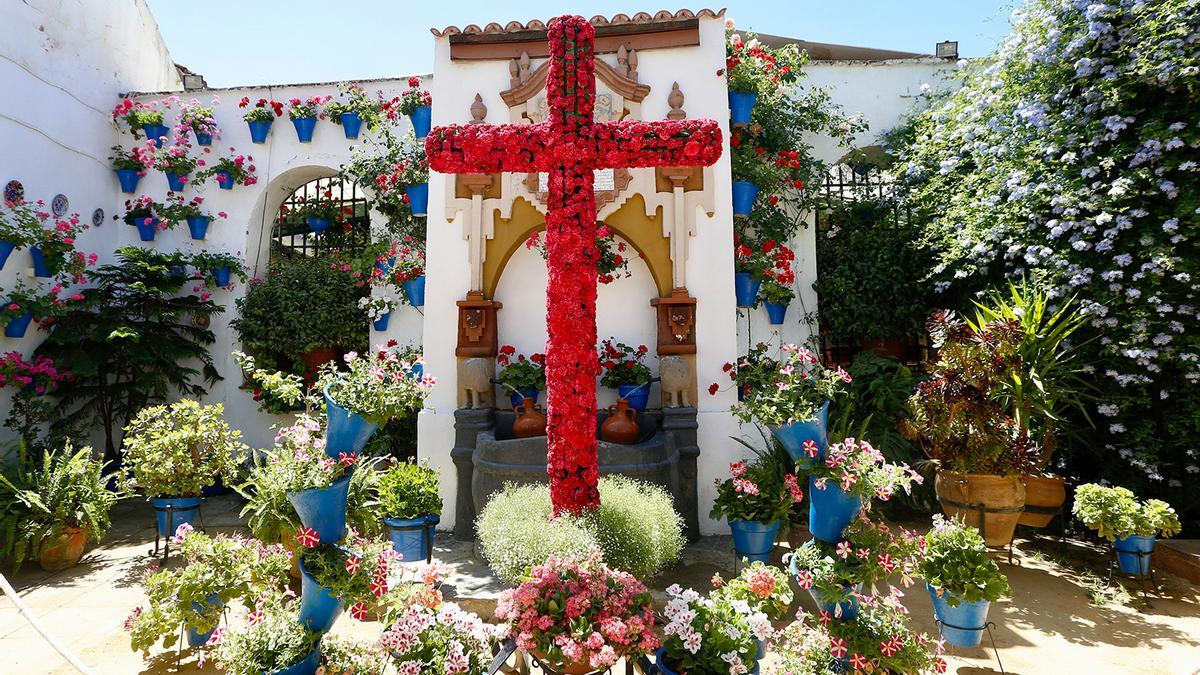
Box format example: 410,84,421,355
340,112,363,139
288,473,352,544
373,311,391,331
763,301,787,324
248,119,273,143
927,584,991,648
728,90,759,125
216,171,236,190
299,560,344,632
29,246,51,278
307,216,330,233
732,181,760,217
186,215,210,240
409,105,432,138
135,218,159,242
618,383,650,412
143,124,169,148
292,116,317,142
403,275,426,307
770,401,831,466
115,169,141,193
405,183,429,216
385,514,438,563
213,266,232,287
274,645,323,675
4,312,34,338
734,272,761,307
151,496,203,538
1114,534,1156,576
729,519,779,563
657,648,759,675
509,388,538,409
324,384,379,456
185,593,223,647
165,172,187,192
194,132,213,147
0,241,13,270
809,476,862,544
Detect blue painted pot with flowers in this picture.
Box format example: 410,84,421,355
143,123,170,148
115,169,141,193
288,473,352,545
29,247,51,278
496,345,546,411
377,460,443,563
731,181,760,217
322,384,378,457
728,90,759,126
339,112,362,139
0,240,14,271
292,116,317,142
185,593,223,647
710,457,803,563
247,120,272,143
1071,483,1181,577
297,559,343,633
918,516,1012,648
400,76,432,136
599,339,653,412
186,215,210,240
402,275,425,307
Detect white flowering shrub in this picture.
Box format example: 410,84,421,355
891,0,1200,523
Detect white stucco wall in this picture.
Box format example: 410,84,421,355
0,0,180,448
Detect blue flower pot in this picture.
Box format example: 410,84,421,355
770,400,831,466
403,275,426,307
299,560,343,633
165,172,188,192
373,311,392,331
288,473,352,544
151,496,203,538
0,240,14,270
385,514,439,563
143,124,169,147
4,311,34,338
732,181,760,217
405,183,429,216
185,593,223,647
186,215,210,240
1114,534,1156,576
307,216,330,233
29,246,51,278
734,272,761,307
618,383,651,411
927,584,990,648
376,256,396,275
340,112,362,139
728,90,758,125
763,301,787,325
729,519,779,563
292,116,317,142
409,363,424,380
273,645,323,675
248,119,272,143
657,647,758,675
809,476,862,544
509,388,538,409
115,169,141,193
789,553,863,619
409,105,431,138
216,172,235,190
213,266,232,287
135,218,159,242
194,132,213,147
324,383,379,456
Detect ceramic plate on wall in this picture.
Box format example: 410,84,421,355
51,193,69,216
4,180,23,204
92,208,105,226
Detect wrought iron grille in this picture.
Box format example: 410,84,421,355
272,176,371,256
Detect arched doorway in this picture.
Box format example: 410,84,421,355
272,175,372,256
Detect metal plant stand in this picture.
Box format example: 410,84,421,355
387,520,434,564
1109,542,1157,607
935,619,1006,674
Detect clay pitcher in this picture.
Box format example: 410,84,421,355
601,399,640,444
512,397,547,438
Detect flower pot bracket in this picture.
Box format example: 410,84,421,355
148,497,206,564
933,619,1006,674
384,519,434,564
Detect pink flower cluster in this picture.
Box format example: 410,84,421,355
0,351,71,392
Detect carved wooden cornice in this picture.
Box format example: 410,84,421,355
501,52,651,107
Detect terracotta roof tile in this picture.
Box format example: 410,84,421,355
430,8,726,37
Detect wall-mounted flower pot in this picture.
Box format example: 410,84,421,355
728,90,758,125
29,246,51,278
288,473,352,544
247,119,273,143
0,240,14,270
37,526,88,571
212,266,232,287
307,216,330,233
4,311,34,338
402,275,425,307
728,519,779,563
298,559,343,632
185,593,223,647
135,218,159,242
324,384,379,456
732,181,760,217
273,644,323,675
769,400,830,467
150,496,203,538
408,105,431,138
928,584,991,648
1114,534,1155,576
384,514,438,563
194,132,213,147
164,172,187,192
934,471,1025,547
186,215,210,240
115,169,141,193
405,183,429,216
339,112,362,139
763,301,787,325
408,363,424,380
508,388,538,410
372,311,391,331
375,255,396,275
809,476,863,544
142,124,169,148
734,272,761,307
216,172,235,190
617,383,650,412
292,116,317,142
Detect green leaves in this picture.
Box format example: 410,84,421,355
919,516,1011,605
1072,483,1181,540
376,460,442,519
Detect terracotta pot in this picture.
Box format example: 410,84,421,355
600,399,639,444
531,651,595,675
1018,474,1066,528
302,347,339,373
935,470,1026,547
512,397,547,438
38,526,88,571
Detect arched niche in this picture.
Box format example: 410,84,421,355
244,164,341,276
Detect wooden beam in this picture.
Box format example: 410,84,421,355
450,22,699,61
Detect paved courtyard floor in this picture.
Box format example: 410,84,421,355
2,494,1198,674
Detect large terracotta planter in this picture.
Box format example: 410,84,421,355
1018,474,1066,528
38,526,88,571
531,651,594,675
935,471,1025,547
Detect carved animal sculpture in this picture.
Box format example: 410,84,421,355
659,355,691,408
459,357,493,409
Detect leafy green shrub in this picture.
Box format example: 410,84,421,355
1072,483,1181,541
121,400,246,498
476,476,684,584
376,460,442,519
918,515,1011,606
